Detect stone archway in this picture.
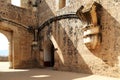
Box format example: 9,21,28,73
0,21,33,69
0,22,19,69
0,30,13,68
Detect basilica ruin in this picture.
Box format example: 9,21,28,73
0,0,120,78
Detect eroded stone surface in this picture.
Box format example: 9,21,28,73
0,0,120,78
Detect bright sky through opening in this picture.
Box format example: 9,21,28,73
0,33,9,50
11,0,21,7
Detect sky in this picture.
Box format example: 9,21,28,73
0,33,9,50
11,0,21,6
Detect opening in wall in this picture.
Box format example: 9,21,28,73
43,36,55,67
0,33,10,68
11,0,21,7
56,0,70,10
66,0,70,6
58,0,66,9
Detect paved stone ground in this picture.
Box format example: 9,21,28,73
0,62,120,80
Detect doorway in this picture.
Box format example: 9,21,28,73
44,39,55,67
0,33,10,68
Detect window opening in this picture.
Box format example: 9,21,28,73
11,0,21,7
0,33,9,69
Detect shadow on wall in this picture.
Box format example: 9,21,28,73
38,0,93,74
37,1,120,77
90,6,120,67
50,20,93,74
37,0,56,25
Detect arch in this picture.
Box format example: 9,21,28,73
0,30,12,68
38,14,78,31
0,30,11,43
0,22,20,69
38,14,79,67
0,32,9,57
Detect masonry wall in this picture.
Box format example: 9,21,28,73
0,0,36,27
0,0,34,68
38,0,120,77
0,0,120,78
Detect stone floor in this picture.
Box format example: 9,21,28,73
0,62,120,80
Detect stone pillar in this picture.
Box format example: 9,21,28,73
12,33,20,69
9,40,13,68
39,51,44,67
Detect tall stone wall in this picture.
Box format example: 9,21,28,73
0,0,120,78
38,0,120,77
37,0,56,25
0,0,34,68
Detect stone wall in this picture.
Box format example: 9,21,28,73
0,22,33,68
38,0,120,77
0,0,120,78
0,0,34,68
0,0,36,27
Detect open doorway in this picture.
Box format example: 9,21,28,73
44,39,55,67
0,33,10,69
